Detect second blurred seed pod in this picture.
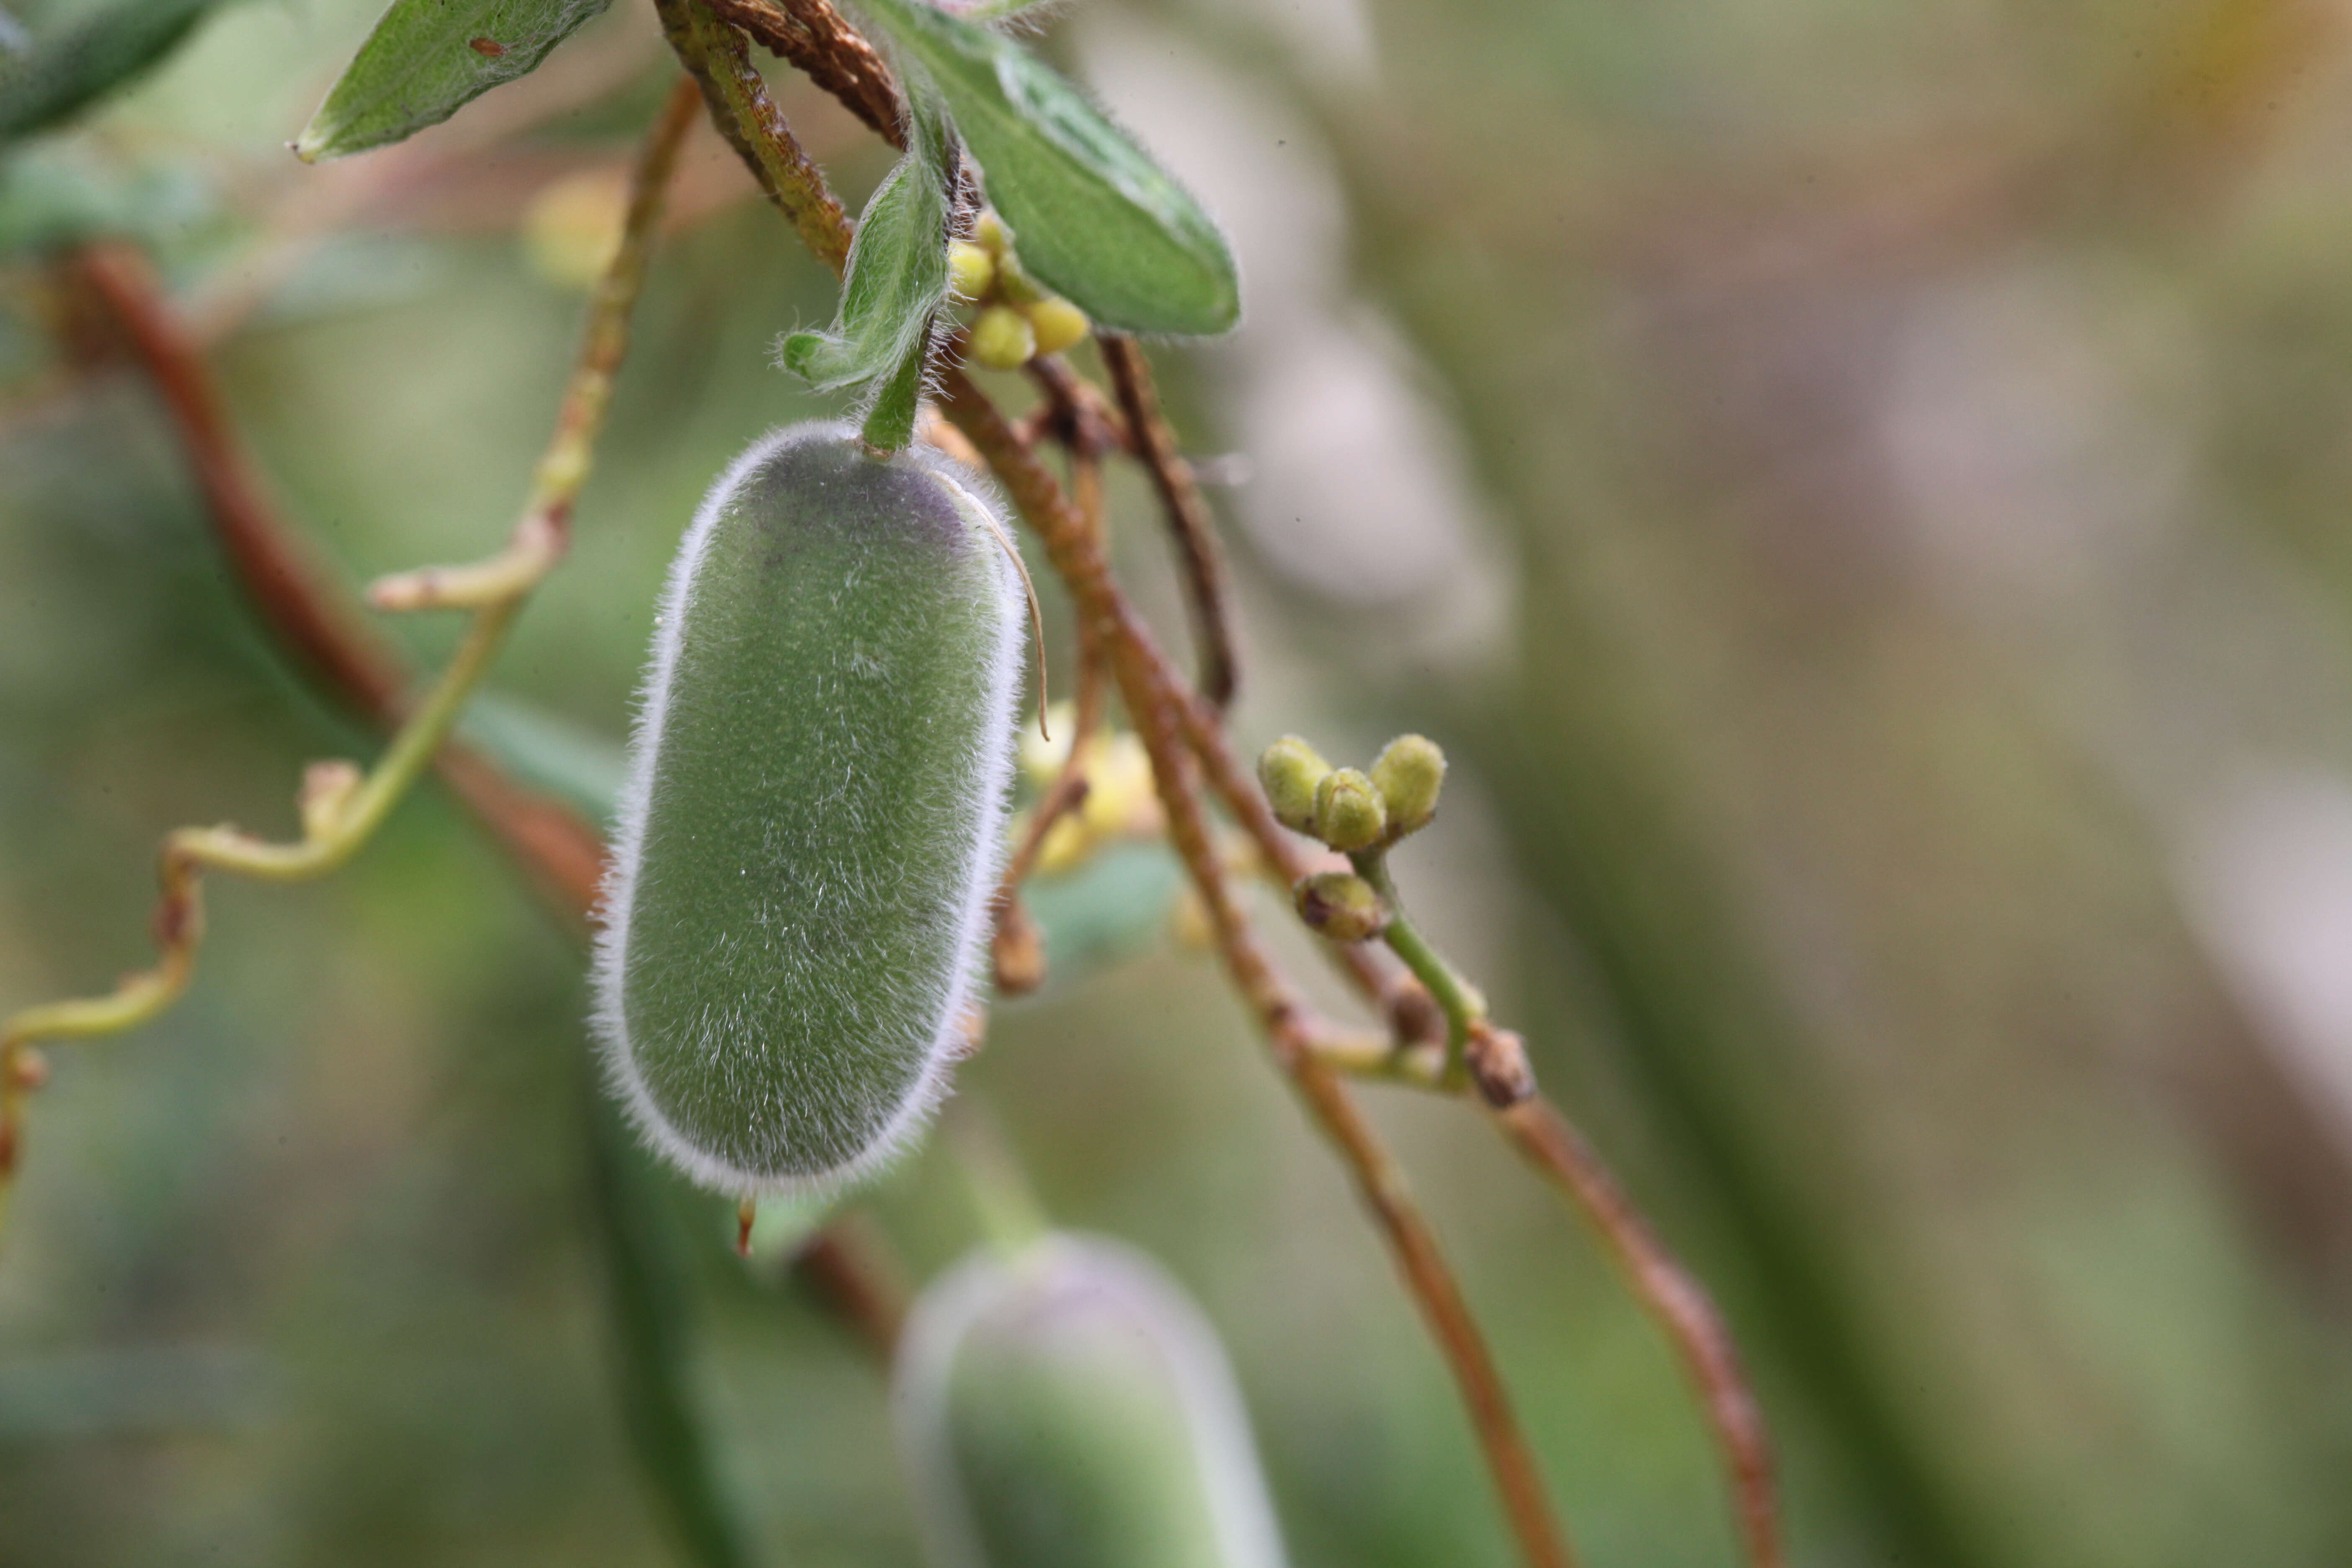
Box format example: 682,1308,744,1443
896,1235,1289,1568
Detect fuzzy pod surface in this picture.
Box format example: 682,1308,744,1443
593,423,1025,1194
896,1235,1290,1568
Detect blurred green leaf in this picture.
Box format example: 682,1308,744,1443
293,0,610,163
463,690,627,827
1018,843,1186,996
780,88,950,449
583,1082,764,1568
0,0,235,143
0,144,212,254
849,0,1238,336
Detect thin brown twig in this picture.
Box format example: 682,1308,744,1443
658,0,852,274
1099,333,1239,708
703,0,904,147
987,454,1110,995
799,1211,912,1358
936,366,1576,1568
1180,672,1782,1566
1025,352,1134,454
1502,1098,1782,1568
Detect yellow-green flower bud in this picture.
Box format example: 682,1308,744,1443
1294,872,1388,942
1256,735,1330,833
1314,768,1387,852
1025,296,1089,356
968,304,1037,370
973,209,1011,256
1369,733,1446,835
948,240,996,302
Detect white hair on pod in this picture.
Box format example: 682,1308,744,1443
589,421,1026,1196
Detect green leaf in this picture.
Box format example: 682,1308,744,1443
0,144,213,255
0,0,236,143
859,320,931,451
460,690,627,827
293,0,610,163
779,87,952,442
1017,843,1185,995
848,0,1238,337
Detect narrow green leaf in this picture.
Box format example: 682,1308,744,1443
460,691,627,827
859,322,931,451
293,0,610,163
582,1081,763,1568
848,0,1238,337
0,0,234,143
779,88,951,420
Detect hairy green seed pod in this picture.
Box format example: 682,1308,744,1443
593,423,1025,1194
1294,871,1388,942
897,1235,1289,1568
1313,768,1387,852
1369,733,1446,836
1255,736,1329,834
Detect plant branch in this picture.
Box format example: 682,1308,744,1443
660,0,852,274
0,78,702,1240
937,366,1576,1568
702,0,904,147
1503,1097,1782,1568
798,1212,911,1357
1098,333,1238,707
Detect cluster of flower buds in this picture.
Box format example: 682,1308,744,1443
951,212,1093,371
1258,732,1447,942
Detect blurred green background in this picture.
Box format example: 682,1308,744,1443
9,0,2352,1563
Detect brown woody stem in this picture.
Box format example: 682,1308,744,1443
937,367,1577,1568
659,0,851,274
703,0,904,149
1502,1098,1783,1568
1099,333,1240,707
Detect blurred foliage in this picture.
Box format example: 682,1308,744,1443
9,0,2352,1565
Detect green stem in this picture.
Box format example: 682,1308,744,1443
947,1101,1051,1256
1353,849,1482,1089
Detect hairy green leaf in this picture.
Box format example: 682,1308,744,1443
779,88,951,447
0,0,234,143
849,0,1238,336
293,0,610,163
